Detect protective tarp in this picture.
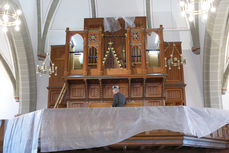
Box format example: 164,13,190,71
40,106,229,152
123,17,135,29
104,17,135,32
3,110,43,153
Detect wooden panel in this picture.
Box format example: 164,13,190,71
70,84,85,99
119,84,128,98
143,100,164,106
89,102,112,107
84,18,104,30
164,42,184,84
48,45,66,108
49,45,65,87
164,41,186,106
165,101,183,106
167,66,183,82
166,88,183,100
165,87,184,106
88,85,100,98
126,101,142,107
88,102,142,107
67,102,88,108
48,89,61,108
131,83,143,97
146,83,161,97
103,85,113,98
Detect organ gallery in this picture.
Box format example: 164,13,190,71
2,14,229,153
48,17,186,109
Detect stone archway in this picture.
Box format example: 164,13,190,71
203,0,229,108
4,0,37,113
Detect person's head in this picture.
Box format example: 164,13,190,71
112,85,120,95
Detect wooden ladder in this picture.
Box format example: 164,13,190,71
54,82,67,108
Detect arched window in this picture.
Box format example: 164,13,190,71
88,47,97,66
70,34,84,69
131,46,141,63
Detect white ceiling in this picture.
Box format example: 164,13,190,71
16,0,191,51
96,0,146,17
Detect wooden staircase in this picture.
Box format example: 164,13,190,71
54,82,67,108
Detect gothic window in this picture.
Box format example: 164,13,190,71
131,46,141,63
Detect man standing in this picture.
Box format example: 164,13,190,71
112,85,126,107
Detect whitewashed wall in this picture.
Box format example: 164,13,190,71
0,62,18,119
0,32,15,77
222,84,229,110
222,33,229,110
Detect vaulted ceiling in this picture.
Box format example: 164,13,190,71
17,0,191,50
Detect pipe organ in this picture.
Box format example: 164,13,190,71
48,17,186,108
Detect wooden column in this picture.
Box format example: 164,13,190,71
0,120,5,153
141,29,147,74
159,25,166,74
128,78,131,98
64,27,70,76
83,30,88,76
162,77,166,106
97,27,103,75
126,28,131,74
143,78,146,97
84,79,89,102
99,79,103,101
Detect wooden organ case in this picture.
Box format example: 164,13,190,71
48,17,186,108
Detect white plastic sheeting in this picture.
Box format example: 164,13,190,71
3,110,43,153
104,17,135,32
3,106,229,153
40,106,229,152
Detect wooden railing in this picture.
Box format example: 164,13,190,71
0,120,5,153
206,124,229,140
113,125,229,149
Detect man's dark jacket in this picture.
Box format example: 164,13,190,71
112,92,126,107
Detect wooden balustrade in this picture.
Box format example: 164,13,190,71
114,124,229,149
0,120,5,153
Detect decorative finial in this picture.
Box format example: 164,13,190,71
108,41,113,46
